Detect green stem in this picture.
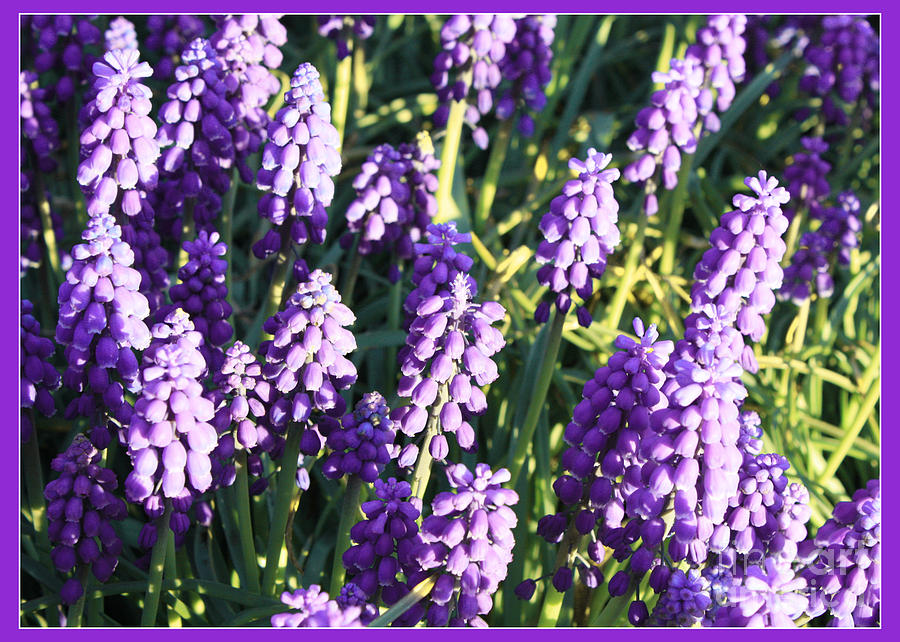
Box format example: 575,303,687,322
352,42,369,114
342,238,363,305
333,52,353,151
658,154,696,276
508,310,566,488
435,98,468,222
261,227,295,340
606,213,648,332
221,168,239,301
177,197,196,269
22,422,48,551
409,390,447,502
67,100,87,230
26,147,63,288
140,503,172,627
234,450,260,593
66,568,90,627
261,426,302,596
782,206,807,269
473,118,513,236
537,523,581,626
164,530,181,627
329,475,363,595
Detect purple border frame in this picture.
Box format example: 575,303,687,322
6,2,891,637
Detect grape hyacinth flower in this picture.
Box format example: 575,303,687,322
710,453,811,565
534,148,621,327
341,478,421,605
710,557,808,627
155,38,236,239
317,15,376,60
651,569,712,627
800,479,880,627
392,269,506,462
260,269,357,456
689,172,791,342
165,231,233,371
145,16,205,80
341,136,440,282
271,585,363,627
44,435,127,605
685,15,748,123
799,16,879,126
21,300,61,442
124,309,217,522
209,341,279,494
56,213,152,448
496,15,556,137
336,584,378,625
736,409,764,457
432,15,518,149
20,71,59,172
254,62,342,259
536,319,672,593
26,16,101,102
78,49,159,219
210,14,286,182
323,392,397,482
784,137,831,215
405,464,519,627
105,17,138,53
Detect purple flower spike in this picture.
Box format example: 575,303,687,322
254,62,342,258
432,15,519,149
712,558,808,627
121,211,170,318
652,569,712,626
155,38,236,240
20,71,59,173
105,17,138,53
323,392,396,482
784,137,831,215
124,309,215,521
341,135,440,279
799,479,880,627
318,16,376,60
261,270,357,455
56,214,151,447
406,463,519,626
78,49,159,219
496,15,556,136
336,583,379,624
44,434,126,602
392,253,506,457
26,16,101,102
145,16,205,80
272,584,363,627
21,300,61,442
535,148,621,327
342,478,421,604
164,231,233,370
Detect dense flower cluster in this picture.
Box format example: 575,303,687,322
105,17,138,53
800,479,880,627
342,478,421,605
689,172,791,342
155,38,236,240
323,392,396,482
342,136,440,281
317,15,376,60
405,464,519,626
799,16,879,125
44,435,127,605
393,270,506,462
272,585,363,627
124,309,216,525
145,16,205,79
496,15,556,136
625,15,747,211
534,148,621,327
21,300,61,442
78,49,159,219
651,569,711,626
784,137,831,214
20,71,59,172
710,558,808,626
335,583,378,625
254,62,342,258
432,15,518,149
261,270,357,455
165,231,233,370
209,14,285,181
56,214,151,448
25,16,101,102
121,211,170,317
